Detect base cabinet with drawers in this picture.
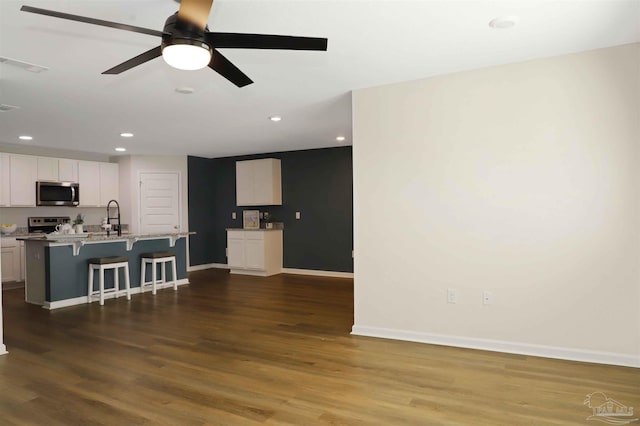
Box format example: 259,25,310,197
226,229,282,276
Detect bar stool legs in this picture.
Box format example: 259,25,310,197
141,252,178,294
87,256,131,305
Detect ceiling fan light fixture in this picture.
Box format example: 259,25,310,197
162,40,212,71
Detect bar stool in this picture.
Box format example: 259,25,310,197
87,256,131,306
140,251,178,295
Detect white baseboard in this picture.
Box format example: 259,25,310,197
0,344,6,355
43,278,190,310
351,325,640,368
190,263,354,279
282,268,354,279
44,295,89,310
188,263,228,271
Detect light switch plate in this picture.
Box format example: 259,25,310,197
295,211,301,219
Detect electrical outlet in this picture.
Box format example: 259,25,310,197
447,288,457,304
483,291,492,305
231,212,236,219
295,211,301,219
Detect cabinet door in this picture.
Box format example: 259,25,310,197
10,155,38,206
227,238,246,268
244,239,265,270
58,159,78,182
253,159,282,206
37,157,58,181
235,161,254,206
0,154,10,206
99,163,119,206
1,239,19,283
78,161,101,206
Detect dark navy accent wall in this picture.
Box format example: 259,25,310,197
188,146,353,272
187,156,216,265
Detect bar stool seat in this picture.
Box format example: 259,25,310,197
140,251,178,295
87,256,131,306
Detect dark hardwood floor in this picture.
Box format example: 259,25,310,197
1,269,638,425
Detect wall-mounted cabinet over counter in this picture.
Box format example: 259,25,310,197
0,152,118,207
10,154,38,207
0,154,11,207
37,157,79,182
78,161,119,207
236,158,282,206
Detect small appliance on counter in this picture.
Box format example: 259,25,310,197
28,216,71,234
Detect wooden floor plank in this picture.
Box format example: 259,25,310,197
1,268,638,425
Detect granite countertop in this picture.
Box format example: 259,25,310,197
18,231,193,244
1,224,130,239
226,228,283,232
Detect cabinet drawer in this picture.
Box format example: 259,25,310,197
0,237,17,248
227,230,245,240
245,232,264,240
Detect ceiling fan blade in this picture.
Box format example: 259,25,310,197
208,50,253,87
102,46,162,74
177,0,213,30
206,33,328,51
20,5,165,37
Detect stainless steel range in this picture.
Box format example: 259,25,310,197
27,216,71,234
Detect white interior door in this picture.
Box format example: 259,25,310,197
139,172,180,234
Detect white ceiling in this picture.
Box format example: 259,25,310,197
0,0,638,158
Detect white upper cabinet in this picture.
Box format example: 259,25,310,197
99,162,119,206
37,157,58,181
9,154,38,207
38,157,78,182
78,161,101,207
0,153,113,207
0,154,10,206
58,159,78,182
79,161,119,207
236,158,282,206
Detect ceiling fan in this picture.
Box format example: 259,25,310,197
20,0,328,87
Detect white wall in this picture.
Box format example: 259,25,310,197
0,258,5,354
352,44,640,367
116,155,189,234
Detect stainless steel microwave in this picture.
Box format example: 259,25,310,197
36,181,79,206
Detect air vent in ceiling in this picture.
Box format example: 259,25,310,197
0,104,20,112
0,56,48,73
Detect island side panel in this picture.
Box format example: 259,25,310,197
25,241,47,305
46,237,188,303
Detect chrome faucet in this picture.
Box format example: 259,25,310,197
106,199,121,237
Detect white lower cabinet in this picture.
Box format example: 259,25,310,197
226,229,282,276
1,238,22,283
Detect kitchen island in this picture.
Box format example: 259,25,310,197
19,232,191,309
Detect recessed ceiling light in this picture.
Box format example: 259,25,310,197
489,16,519,29
18,135,33,141
115,147,127,152
120,132,134,138
175,86,195,94
269,116,282,122
336,136,346,142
